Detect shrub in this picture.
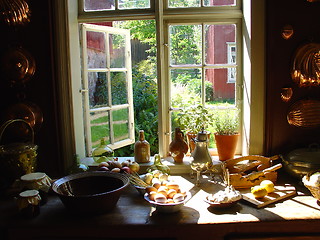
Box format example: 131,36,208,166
114,61,159,156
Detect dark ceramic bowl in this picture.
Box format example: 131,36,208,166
51,171,129,215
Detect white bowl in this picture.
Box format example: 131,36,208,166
144,192,191,213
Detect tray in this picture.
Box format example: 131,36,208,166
240,184,297,208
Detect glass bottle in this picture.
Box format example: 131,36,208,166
134,130,150,163
92,138,114,163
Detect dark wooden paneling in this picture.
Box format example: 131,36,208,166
0,0,61,177
265,0,320,155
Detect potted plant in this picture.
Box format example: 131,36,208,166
176,104,214,152
213,108,240,161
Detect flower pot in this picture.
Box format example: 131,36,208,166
214,133,239,161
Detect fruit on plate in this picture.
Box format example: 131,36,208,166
97,158,140,174
144,169,169,185
251,185,268,198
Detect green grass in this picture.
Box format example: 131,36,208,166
90,108,129,148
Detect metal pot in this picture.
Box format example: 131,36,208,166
0,46,36,85
281,143,320,179
0,119,38,192
3,101,43,133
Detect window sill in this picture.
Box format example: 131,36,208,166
80,155,221,175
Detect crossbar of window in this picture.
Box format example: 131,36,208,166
169,64,237,69
89,104,130,113
87,68,128,72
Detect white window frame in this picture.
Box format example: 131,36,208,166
165,20,242,155
227,42,236,83
81,24,135,154
51,0,266,172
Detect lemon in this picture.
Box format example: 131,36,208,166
251,185,268,198
260,180,275,193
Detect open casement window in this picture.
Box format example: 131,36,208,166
81,23,135,156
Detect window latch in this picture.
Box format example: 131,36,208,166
80,89,88,93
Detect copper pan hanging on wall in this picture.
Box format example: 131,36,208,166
2,101,43,133
0,46,36,86
291,42,320,87
287,99,320,128
0,0,31,26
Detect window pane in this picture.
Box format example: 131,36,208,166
112,108,129,141
90,111,111,148
110,33,126,68
204,0,236,7
169,25,202,66
119,0,150,9
169,0,236,8
227,67,236,83
205,24,236,65
205,68,235,104
169,0,200,8
170,68,201,109
89,72,109,108
111,72,128,105
84,0,150,11
87,31,107,68
85,0,115,11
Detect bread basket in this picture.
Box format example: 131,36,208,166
302,171,320,201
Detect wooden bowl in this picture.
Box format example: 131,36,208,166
52,171,129,215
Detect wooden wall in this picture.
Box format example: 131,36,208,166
265,0,320,156
0,0,60,178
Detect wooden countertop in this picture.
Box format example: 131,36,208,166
1,174,320,240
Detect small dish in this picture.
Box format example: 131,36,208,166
204,195,241,208
144,192,191,213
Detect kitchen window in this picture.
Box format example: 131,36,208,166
52,0,266,170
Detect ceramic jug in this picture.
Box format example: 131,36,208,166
169,128,188,163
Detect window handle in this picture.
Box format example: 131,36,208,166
80,89,88,93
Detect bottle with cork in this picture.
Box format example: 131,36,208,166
134,130,150,163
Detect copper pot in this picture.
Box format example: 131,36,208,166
0,46,36,85
281,143,320,179
3,101,43,134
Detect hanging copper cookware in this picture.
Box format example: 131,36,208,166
287,99,320,128
0,0,31,26
0,46,36,86
291,42,320,87
2,101,43,133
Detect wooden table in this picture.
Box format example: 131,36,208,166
1,174,320,240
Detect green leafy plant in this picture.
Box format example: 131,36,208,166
114,62,159,157
214,108,240,135
176,104,214,134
